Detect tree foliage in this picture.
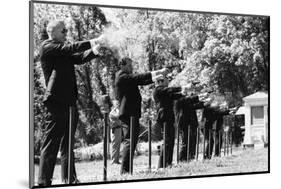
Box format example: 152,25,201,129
33,3,269,152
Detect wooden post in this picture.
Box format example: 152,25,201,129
148,120,152,171
223,131,226,156
187,125,190,162
163,122,167,168
230,129,233,155
195,127,199,160
214,130,217,157
129,116,135,174
68,106,74,184
203,128,206,160
177,123,180,164
218,130,221,157
107,119,111,160
226,131,229,156
208,129,211,158
101,94,110,181
103,112,108,181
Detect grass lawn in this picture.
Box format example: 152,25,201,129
33,146,268,185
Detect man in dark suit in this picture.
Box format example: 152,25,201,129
174,84,211,162
153,77,184,168
202,102,230,159
38,20,105,186
115,57,168,174
175,93,206,161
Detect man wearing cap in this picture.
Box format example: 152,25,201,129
115,57,168,174
38,20,106,186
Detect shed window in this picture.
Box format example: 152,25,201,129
251,106,264,125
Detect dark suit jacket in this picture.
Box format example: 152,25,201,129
215,109,230,130
115,70,153,120
153,86,182,123
40,39,98,105
174,95,204,129
203,106,230,130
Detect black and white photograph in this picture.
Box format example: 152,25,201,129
29,0,269,188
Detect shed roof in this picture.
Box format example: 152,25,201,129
243,91,268,101
236,106,246,115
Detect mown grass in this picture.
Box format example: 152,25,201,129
34,146,268,185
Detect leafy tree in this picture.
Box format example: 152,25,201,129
33,4,269,149
67,5,111,146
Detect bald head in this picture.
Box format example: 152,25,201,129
46,20,67,43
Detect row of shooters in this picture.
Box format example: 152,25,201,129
153,74,237,169
105,59,237,176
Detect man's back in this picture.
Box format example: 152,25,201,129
115,70,152,119
175,95,202,129
40,39,94,105
215,109,230,130
153,85,182,123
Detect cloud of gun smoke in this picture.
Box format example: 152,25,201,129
100,9,126,47
101,25,131,59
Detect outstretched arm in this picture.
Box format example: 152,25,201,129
42,40,92,57
156,86,183,99
118,72,153,86
70,49,100,65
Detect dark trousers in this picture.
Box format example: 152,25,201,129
120,117,140,174
179,125,197,161
204,129,222,159
38,100,78,186
158,120,175,168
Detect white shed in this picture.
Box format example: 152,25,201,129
242,91,268,147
